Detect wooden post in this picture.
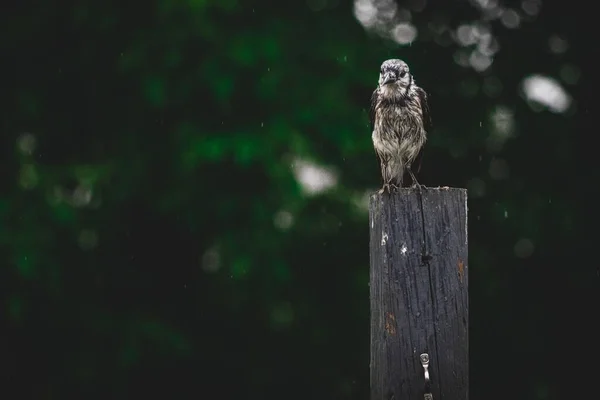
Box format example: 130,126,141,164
369,187,468,400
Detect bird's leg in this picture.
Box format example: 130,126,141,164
378,183,391,194
378,159,392,194
384,176,399,193
408,167,421,189
407,166,425,200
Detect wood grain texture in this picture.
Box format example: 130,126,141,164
369,187,468,400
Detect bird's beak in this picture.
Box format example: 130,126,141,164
382,72,397,85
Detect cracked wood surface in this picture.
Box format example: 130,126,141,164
369,187,468,400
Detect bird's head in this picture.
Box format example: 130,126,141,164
378,59,412,99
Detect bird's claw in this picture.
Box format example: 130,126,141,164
378,183,399,194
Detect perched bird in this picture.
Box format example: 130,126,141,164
370,59,431,193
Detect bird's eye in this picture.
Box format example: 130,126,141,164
380,69,384,74
399,70,407,78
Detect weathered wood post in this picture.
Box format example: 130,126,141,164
369,187,468,400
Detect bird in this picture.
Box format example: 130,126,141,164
370,59,431,193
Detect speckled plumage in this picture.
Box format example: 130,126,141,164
370,59,431,192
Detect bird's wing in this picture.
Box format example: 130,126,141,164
416,86,432,133
414,87,432,174
369,88,379,133
413,143,425,174
370,88,387,184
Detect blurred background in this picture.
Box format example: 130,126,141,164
1,0,596,399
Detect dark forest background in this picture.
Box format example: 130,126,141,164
1,0,597,399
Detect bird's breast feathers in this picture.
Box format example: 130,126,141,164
372,101,426,157
374,104,424,135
